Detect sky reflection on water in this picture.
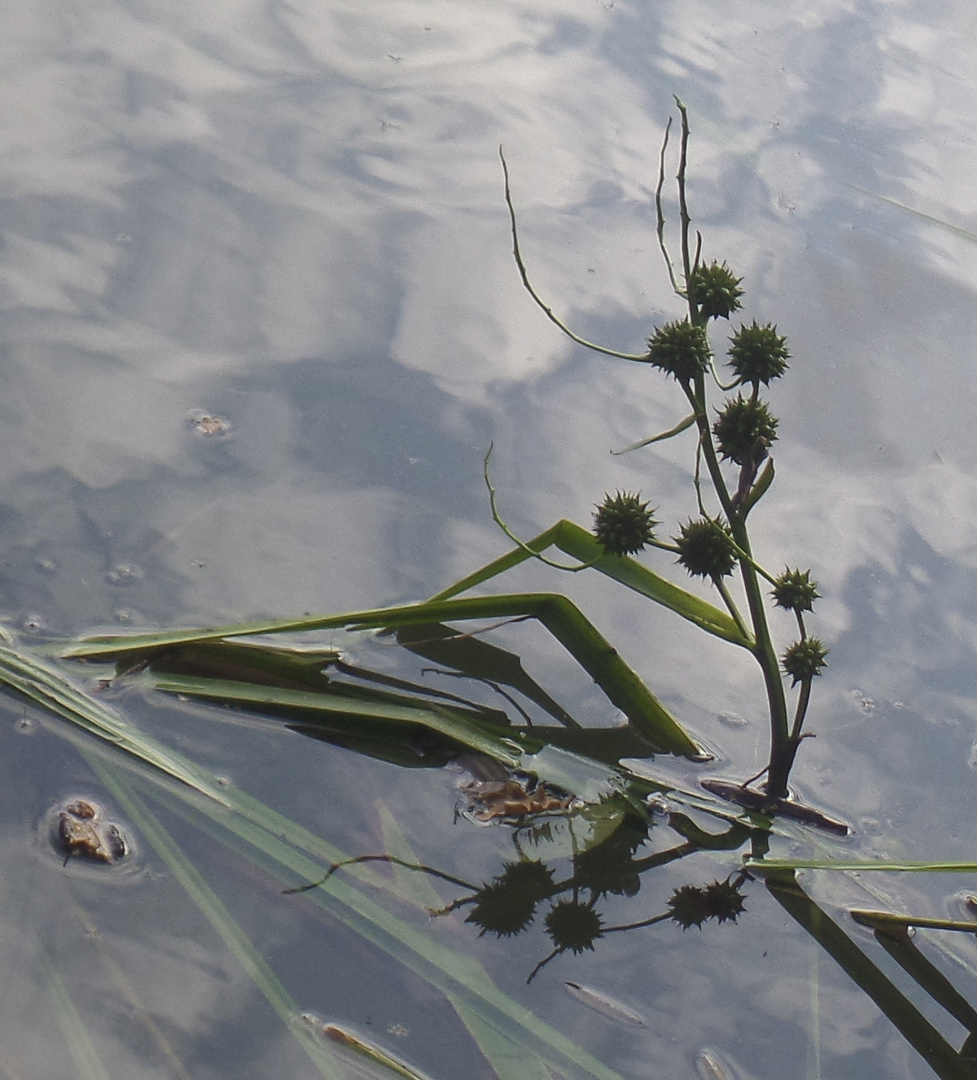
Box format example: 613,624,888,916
4,1,977,1078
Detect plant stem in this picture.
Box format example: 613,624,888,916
667,102,796,797
682,374,792,795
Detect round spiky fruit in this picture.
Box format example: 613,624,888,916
771,568,820,613
687,261,743,320
702,878,747,924
466,882,533,938
712,396,779,466
674,517,737,579
465,860,556,939
543,900,604,954
728,321,790,386
667,884,711,929
593,491,658,556
782,637,829,685
645,320,710,383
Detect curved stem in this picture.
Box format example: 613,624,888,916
655,116,683,299
500,148,651,363
685,371,791,794
484,444,596,572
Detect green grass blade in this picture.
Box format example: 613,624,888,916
0,640,228,805
63,591,703,757
40,946,113,1080
844,183,977,244
88,756,347,1080
748,858,977,872
136,766,629,1080
548,521,751,646
426,520,749,648
144,672,527,767
851,911,977,935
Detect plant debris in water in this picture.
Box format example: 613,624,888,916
55,799,128,865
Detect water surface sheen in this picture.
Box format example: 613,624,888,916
2,2,977,1077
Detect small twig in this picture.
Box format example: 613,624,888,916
283,854,474,895
500,148,651,363
740,763,769,788
602,910,672,933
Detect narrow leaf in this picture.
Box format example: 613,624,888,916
611,412,697,455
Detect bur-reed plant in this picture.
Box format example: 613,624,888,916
498,97,825,799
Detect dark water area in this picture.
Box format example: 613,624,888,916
4,2,977,1078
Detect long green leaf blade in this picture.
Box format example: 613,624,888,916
62,591,703,757
0,641,227,805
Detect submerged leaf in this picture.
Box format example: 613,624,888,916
0,640,227,804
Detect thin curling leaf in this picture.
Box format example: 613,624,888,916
610,412,697,456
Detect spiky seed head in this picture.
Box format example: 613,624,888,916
771,568,820,613
712,396,779,466
645,320,710,383
667,884,712,929
687,261,744,320
782,637,829,685
728,321,790,386
667,877,747,929
674,517,737,579
702,878,747,924
465,859,556,939
593,491,658,556
466,882,534,938
543,900,604,954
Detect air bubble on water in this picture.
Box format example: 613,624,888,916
21,613,46,633
187,410,232,437
106,563,143,586
645,793,670,819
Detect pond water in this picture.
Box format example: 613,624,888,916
4,1,977,1078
